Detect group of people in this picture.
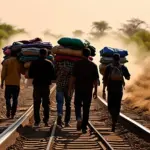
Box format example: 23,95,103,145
1,45,130,134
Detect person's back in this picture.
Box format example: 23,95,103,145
73,59,98,92
29,58,54,86
69,48,99,134
1,54,24,119
1,57,22,86
102,53,130,132
28,48,55,127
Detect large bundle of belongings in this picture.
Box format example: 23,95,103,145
52,37,96,61
2,38,53,85
52,37,96,84
99,47,128,75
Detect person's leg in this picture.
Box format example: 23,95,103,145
112,92,123,127
42,86,50,126
74,91,82,130
64,89,72,126
4,85,12,118
11,86,20,118
33,86,41,125
107,91,123,132
56,90,64,127
82,91,92,133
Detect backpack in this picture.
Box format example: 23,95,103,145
110,64,124,81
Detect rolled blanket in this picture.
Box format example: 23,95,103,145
52,46,83,57
58,37,90,49
11,42,52,51
100,57,128,64
20,56,39,62
100,47,128,57
88,45,96,57
55,55,82,62
21,48,40,56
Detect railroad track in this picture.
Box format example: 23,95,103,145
2,89,150,149
0,85,56,150
96,96,150,142
48,96,150,150
48,99,132,150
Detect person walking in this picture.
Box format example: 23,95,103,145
102,53,130,132
68,48,99,134
1,51,25,119
55,60,74,127
28,48,55,126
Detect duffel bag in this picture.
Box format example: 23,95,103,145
100,47,128,57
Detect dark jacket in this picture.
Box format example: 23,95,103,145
28,58,55,86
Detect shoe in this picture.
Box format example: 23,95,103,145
57,115,63,127
44,122,49,127
34,122,40,127
65,122,71,127
6,112,10,118
10,115,14,119
82,129,87,134
111,123,115,132
77,119,82,131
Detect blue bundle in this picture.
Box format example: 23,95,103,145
100,47,128,57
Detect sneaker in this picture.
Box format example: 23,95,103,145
57,115,63,127
6,112,10,119
82,129,87,134
65,122,71,127
34,122,40,127
44,122,49,127
77,119,82,131
10,115,14,119
111,123,116,132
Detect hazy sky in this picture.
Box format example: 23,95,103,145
0,0,149,36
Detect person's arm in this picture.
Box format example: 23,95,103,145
68,62,77,97
68,76,76,97
102,66,110,99
122,65,130,80
20,63,26,75
49,62,56,81
93,65,99,99
28,62,34,79
1,61,7,88
102,66,109,92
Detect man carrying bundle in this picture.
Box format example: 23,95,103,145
103,53,130,132
1,51,25,119
69,48,99,134
28,48,55,127
55,60,74,127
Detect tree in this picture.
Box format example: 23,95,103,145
0,21,27,46
119,18,147,36
72,30,84,37
90,21,112,39
43,29,63,39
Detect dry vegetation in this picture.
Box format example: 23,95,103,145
124,64,150,115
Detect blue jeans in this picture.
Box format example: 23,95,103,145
56,89,71,123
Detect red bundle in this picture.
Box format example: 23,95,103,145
55,55,82,62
